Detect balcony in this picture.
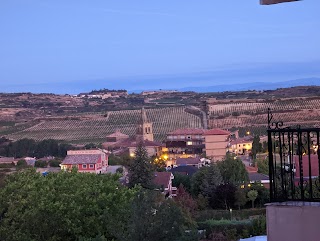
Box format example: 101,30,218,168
266,109,320,241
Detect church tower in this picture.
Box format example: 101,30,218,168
136,107,154,141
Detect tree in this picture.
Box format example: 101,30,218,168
247,190,258,208
234,187,247,210
213,183,237,210
252,135,262,160
128,142,154,189
257,158,269,175
217,154,248,185
34,139,59,158
172,173,192,193
0,169,137,241
151,157,166,172
175,184,198,216
34,160,48,168
116,189,197,241
191,164,222,205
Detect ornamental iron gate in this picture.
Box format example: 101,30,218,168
267,109,320,202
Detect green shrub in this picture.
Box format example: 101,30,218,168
0,162,15,168
49,159,61,167
195,208,266,222
116,167,123,174
35,160,48,168
16,159,27,167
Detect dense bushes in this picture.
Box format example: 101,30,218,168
198,216,266,240
195,208,266,222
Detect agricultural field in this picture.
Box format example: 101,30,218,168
208,97,320,136
6,107,203,144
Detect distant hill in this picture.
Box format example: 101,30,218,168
178,77,320,93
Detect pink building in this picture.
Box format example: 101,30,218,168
61,149,108,174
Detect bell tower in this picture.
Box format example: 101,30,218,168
136,107,154,141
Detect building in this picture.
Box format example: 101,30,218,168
175,157,202,167
166,128,206,159
136,107,154,142
228,136,253,155
61,149,108,174
102,107,162,157
153,172,175,197
248,172,270,189
204,129,231,161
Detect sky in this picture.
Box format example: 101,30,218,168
0,0,319,93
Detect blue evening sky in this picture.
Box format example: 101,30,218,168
0,0,319,93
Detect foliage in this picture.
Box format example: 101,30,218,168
247,190,258,208
49,159,62,167
116,167,123,174
110,189,198,241
34,160,48,168
191,164,222,199
85,143,97,149
217,154,248,185
196,194,209,210
173,173,192,193
257,158,269,175
151,157,166,172
234,187,247,210
194,208,266,222
212,183,237,210
128,142,154,189
0,162,15,168
0,169,137,241
16,159,28,167
248,183,269,208
251,135,262,160
1,139,73,159
175,184,198,216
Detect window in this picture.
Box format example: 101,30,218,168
187,141,192,146
89,164,94,169
187,136,191,139
180,135,185,139
82,164,87,169
168,135,173,140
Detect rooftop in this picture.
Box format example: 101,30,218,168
176,157,201,165
62,154,101,165
168,128,206,135
153,172,172,188
204,128,231,136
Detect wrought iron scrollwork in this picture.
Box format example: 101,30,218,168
268,108,284,130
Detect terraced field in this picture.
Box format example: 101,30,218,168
6,107,203,143
208,97,320,136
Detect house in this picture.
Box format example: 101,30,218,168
204,129,231,161
61,149,108,174
176,157,202,168
248,172,270,189
166,128,206,160
171,165,198,176
153,172,176,197
228,136,253,155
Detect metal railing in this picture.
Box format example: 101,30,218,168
268,109,320,202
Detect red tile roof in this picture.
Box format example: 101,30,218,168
153,172,172,188
62,154,101,165
204,129,230,135
168,128,206,135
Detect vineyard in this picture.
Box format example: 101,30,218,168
208,97,320,136
6,107,203,143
